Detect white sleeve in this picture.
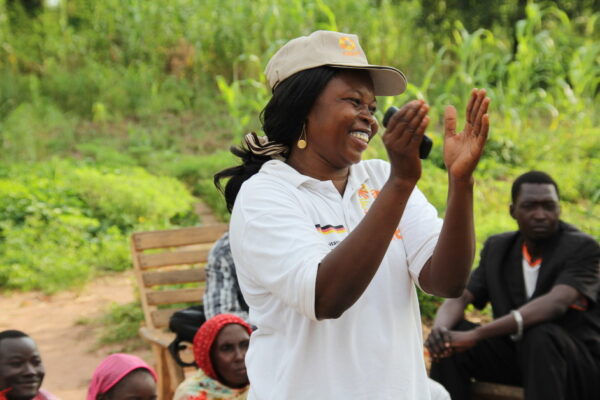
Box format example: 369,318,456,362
368,159,442,283
229,179,329,322
400,186,443,284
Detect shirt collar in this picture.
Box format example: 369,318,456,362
259,160,371,193
259,160,316,187
346,162,370,194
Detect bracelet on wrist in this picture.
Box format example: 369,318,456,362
509,309,523,341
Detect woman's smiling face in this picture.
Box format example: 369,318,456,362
300,69,378,174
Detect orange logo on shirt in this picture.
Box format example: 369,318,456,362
357,184,402,240
358,186,369,199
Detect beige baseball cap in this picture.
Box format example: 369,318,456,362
265,30,407,96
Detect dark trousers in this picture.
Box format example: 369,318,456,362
429,320,600,400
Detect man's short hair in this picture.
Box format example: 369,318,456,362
511,171,560,203
0,330,29,347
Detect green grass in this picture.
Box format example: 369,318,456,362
76,300,147,352
98,301,146,351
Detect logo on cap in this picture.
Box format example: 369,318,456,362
339,36,360,56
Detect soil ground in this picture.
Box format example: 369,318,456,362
0,271,150,400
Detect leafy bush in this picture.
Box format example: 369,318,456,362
1,100,77,162
0,68,30,120
0,214,101,292
0,160,197,292
76,142,139,167
71,166,197,230
160,151,239,221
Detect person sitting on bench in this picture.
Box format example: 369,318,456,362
204,232,249,321
174,314,252,400
426,171,600,400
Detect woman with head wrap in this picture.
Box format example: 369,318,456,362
87,353,157,400
174,314,252,400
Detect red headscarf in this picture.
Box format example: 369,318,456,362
87,353,157,400
193,314,252,381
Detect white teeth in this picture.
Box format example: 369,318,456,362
350,131,369,142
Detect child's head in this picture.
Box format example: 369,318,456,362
87,354,157,400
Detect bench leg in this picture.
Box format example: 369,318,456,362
151,343,172,400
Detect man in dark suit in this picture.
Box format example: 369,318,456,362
426,171,600,400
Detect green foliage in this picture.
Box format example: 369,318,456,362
97,300,145,350
1,1,598,161
159,151,238,221
0,216,98,291
418,0,527,38
0,160,197,292
215,73,270,135
76,142,138,167
418,289,443,322
1,100,76,162
71,166,197,230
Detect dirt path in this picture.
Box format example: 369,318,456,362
0,271,151,400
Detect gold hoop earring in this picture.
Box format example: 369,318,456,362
297,124,307,149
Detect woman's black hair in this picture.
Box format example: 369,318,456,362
214,66,339,212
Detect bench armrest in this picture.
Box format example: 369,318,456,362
139,326,174,348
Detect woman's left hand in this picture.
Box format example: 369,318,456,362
443,88,490,181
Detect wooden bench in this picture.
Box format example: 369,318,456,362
472,381,524,400
131,223,228,400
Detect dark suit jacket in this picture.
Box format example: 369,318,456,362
467,221,600,356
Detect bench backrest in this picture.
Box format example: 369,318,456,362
131,224,228,330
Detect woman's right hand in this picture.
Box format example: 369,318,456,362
382,100,430,185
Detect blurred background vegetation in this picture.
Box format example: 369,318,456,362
0,0,598,320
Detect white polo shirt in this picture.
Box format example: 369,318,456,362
229,159,443,400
